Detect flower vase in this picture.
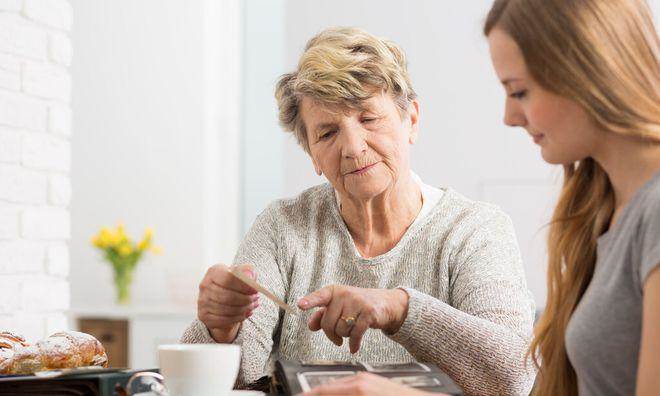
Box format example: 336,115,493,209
114,267,133,305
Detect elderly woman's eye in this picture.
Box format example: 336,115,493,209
361,117,377,123
320,130,336,140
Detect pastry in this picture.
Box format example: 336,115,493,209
0,331,108,375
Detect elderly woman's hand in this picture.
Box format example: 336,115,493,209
297,285,409,353
197,264,260,343
301,372,442,396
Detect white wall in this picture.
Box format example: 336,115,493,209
241,0,287,233
70,0,241,310
0,0,73,342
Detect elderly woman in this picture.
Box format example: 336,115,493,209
181,27,535,395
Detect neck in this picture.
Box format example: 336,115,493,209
593,132,660,218
340,173,423,258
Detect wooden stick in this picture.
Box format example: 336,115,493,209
230,268,298,316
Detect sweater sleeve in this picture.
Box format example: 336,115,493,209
388,207,536,396
180,204,286,388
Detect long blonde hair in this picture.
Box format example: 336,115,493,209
484,0,660,394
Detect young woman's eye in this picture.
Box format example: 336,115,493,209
509,90,528,99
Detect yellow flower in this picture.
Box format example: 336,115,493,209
137,227,153,251
107,233,119,247
91,235,102,248
118,243,133,257
114,223,129,245
93,227,113,249
92,224,162,259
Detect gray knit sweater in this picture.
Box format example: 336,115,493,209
181,182,536,395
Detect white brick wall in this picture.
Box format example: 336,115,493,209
48,103,71,136
0,0,72,342
0,53,21,91
0,206,20,238
0,127,21,162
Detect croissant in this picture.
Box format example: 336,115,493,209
0,331,108,375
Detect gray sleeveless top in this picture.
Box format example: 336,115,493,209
565,172,660,395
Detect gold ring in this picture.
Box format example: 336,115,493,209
341,316,356,327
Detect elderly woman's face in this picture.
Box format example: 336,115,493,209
301,92,419,200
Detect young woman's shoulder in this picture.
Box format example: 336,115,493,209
640,173,660,220
637,173,660,284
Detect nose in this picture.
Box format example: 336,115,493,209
339,123,368,159
503,98,527,127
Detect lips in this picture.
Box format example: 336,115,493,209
532,134,544,144
346,163,377,175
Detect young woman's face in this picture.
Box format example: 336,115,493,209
487,28,600,165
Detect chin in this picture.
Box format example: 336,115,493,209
346,185,388,201
540,147,581,165
344,177,389,201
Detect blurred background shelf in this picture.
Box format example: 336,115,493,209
69,305,195,369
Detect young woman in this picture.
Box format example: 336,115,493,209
305,0,660,395
485,0,660,395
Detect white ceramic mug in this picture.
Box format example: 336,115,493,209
158,344,241,396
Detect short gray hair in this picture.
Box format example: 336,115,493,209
275,27,417,153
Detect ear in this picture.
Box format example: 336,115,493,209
407,99,420,145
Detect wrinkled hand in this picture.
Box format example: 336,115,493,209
197,263,260,343
297,285,409,353
302,372,443,396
